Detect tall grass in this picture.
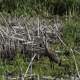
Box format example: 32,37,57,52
0,0,80,16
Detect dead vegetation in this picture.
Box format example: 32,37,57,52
0,14,63,63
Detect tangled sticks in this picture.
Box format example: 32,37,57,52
0,15,62,64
